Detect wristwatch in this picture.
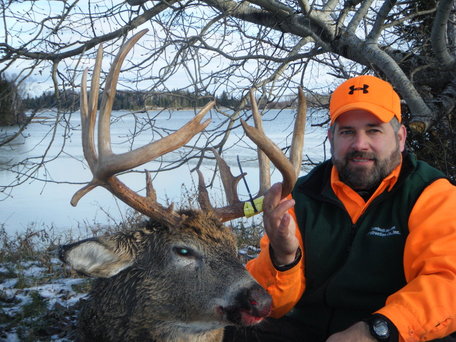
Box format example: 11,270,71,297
365,315,391,341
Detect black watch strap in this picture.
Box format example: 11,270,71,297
363,314,399,342
270,247,302,271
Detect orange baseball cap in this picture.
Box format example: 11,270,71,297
329,75,401,124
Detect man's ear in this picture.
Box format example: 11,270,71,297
398,124,407,152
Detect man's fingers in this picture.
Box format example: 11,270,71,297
263,182,283,211
263,185,299,265
276,198,295,214
269,212,299,265
264,183,295,212
278,213,291,235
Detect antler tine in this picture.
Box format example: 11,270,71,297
196,169,212,212
80,44,103,173
87,44,103,167
211,148,245,205
249,89,271,197
98,29,149,158
80,68,90,164
145,170,157,202
241,119,296,198
71,29,215,227
289,87,307,177
196,149,245,210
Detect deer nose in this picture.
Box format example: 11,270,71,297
239,283,272,318
222,283,272,326
247,285,272,317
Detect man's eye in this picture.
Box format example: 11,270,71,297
339,130,353,135
368,129,381,134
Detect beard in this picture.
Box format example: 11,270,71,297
332,146,402,191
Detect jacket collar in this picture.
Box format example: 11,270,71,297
295,153,416,224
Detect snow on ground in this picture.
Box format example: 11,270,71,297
0,258,89,341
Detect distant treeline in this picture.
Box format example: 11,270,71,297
23,89,328,111
22,89,240,111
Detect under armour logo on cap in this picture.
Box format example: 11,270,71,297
348,84,369,94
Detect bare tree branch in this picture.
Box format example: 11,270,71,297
431,0,456,71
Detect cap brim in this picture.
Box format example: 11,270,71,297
331,102,396,124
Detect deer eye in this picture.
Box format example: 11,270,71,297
173,247,193,257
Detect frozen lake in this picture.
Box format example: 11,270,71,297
0,107,329,235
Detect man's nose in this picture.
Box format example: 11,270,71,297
351,132,369,150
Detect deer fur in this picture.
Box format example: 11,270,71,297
60,210,271,342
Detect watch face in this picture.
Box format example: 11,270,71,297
373,319,390,339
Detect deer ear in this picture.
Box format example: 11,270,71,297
60,238,134,278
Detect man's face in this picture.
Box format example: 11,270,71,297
328,110,406,191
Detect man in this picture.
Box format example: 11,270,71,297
225,75,456,341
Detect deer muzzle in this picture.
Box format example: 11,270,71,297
222,283,272,326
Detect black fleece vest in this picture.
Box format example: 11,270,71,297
288,153,446,339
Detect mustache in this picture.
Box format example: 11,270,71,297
346,151,377,161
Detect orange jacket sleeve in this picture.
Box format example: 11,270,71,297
376,179,456,341
246,208,306,318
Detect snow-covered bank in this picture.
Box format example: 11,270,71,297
0,258,88,341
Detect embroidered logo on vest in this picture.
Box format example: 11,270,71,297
367,226,401,237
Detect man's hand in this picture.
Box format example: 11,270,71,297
263,182,299,266
326,322,376,342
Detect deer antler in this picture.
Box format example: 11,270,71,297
198,88,307,222
71,29,215,227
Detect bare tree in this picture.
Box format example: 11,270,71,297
1,0,455,202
